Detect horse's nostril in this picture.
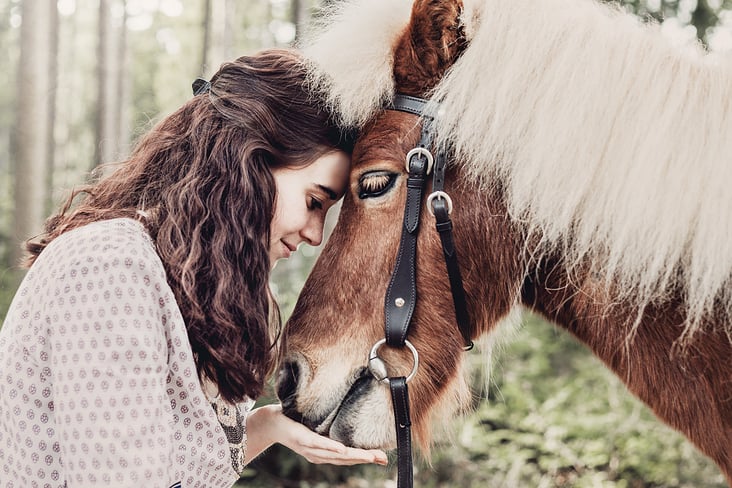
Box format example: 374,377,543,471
276,360,300,405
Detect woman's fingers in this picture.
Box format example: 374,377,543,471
298,446,388,465
267,404,388,466
343,446,388,466
299,437,347,453
281,418,388,465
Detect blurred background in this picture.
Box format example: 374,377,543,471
1,0,731,486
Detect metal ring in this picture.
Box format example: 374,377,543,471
427,191,454,217
405,147,434,175
367,338,419,384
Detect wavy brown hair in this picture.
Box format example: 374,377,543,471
25,49,353,403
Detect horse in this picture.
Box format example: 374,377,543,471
275,0,732,483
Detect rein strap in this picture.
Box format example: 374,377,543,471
384,101,432,348
380,93,475,488
385,94,474,349
389,377,413,487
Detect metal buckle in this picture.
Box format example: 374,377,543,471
427,191,454,216
405,147,434,175
367,338,419,384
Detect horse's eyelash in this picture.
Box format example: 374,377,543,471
361,174,391,193
358,171,397,199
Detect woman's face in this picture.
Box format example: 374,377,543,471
269,150,350,267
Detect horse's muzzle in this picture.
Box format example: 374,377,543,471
276,360,304,423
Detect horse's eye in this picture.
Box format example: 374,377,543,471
358,171,397,199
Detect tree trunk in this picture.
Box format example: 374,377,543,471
200,0,212,75
690,0,716,44
45,0,59,216
115,0,130,158
223,0,235,61
292,0,310,44
93,0,119,170
12,0,53,266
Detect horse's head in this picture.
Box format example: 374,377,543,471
276,0,525,451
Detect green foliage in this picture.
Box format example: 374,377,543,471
610,0,732,44
0,225,22,328
0,268,21,326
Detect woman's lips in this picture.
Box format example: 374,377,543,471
281,240,295,258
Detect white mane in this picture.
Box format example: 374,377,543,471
302,0,732,337
299,0,412,128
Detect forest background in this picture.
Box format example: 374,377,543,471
1,0,731,486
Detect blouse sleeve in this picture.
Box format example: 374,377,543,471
203,379,256,474
44,237,176,485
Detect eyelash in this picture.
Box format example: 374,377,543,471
309,197,323,211
358,171,397,199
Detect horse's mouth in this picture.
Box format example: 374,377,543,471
283,367,375,444
321,370,374,435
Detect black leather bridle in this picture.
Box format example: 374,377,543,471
367,94,474,488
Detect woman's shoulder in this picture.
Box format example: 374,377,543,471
35,217,165,283
45,217,156,258
5,218,175,346
51,217,153,250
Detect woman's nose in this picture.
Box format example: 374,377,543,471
300,217,324,247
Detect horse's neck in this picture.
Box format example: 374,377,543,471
521,257,732,479
521,257,682,374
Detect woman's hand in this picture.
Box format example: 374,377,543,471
244,404,388,466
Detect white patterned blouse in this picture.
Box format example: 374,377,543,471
0,218,254,488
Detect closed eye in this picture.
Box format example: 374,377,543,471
308,197,323,210
358,171,397,199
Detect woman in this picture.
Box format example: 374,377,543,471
0,49,387,487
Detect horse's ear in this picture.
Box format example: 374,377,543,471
393,0,467,96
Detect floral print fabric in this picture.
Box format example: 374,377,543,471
0,218,244,487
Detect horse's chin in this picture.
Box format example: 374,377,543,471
327,378,396,450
